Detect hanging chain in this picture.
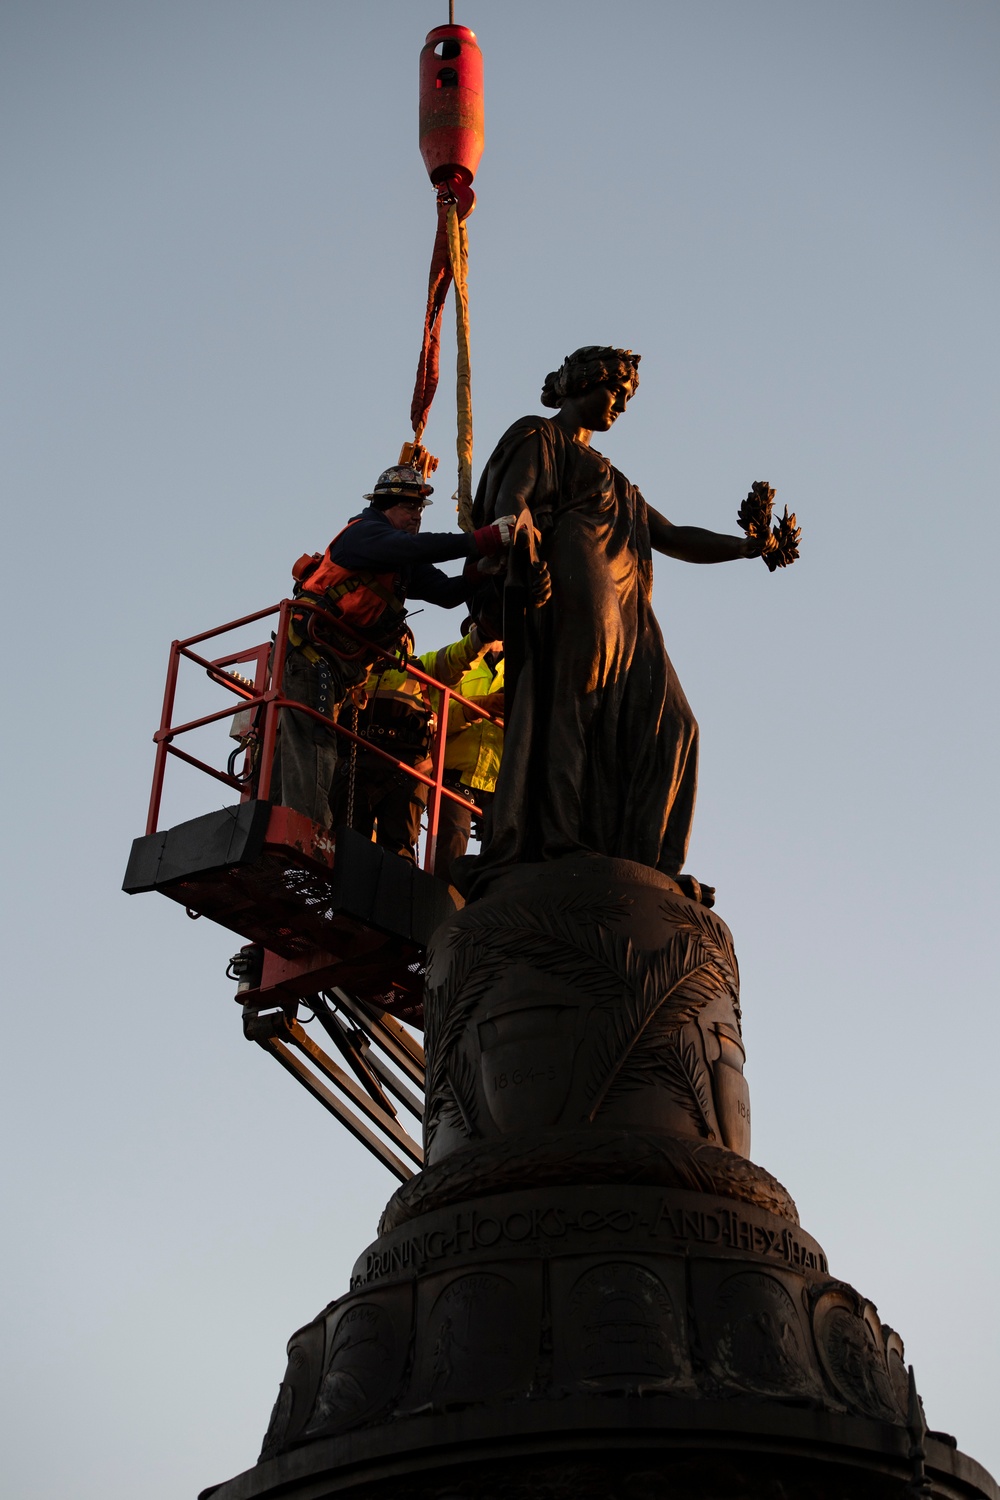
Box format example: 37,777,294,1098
346,702,359,828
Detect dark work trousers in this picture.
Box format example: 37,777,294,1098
270,646,350,830
432,780,494,883
329,748,430,863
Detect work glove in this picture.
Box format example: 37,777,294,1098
472,513,518,557
469,622,503,656
463,555,506,584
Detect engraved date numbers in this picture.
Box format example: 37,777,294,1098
491,1064,557,1092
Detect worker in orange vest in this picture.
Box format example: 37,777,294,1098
271,464,513,829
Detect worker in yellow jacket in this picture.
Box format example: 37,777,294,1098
329,625,493,862
431,631,504,882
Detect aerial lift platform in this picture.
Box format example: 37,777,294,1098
123,598,498,1182
125,14,493,1187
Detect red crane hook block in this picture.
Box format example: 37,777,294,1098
419,24,484,221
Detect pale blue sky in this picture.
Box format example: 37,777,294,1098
2,3,998,1496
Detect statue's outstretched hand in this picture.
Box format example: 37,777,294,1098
737,481,801,570
737,481,775,554
763,506,801,571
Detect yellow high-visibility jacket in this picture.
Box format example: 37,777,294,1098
362,634,485,735
440,654,504,793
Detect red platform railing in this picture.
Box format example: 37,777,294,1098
146,600,499,875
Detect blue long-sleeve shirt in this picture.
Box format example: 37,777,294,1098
331,506,477,609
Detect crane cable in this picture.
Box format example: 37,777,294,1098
446,204,473,532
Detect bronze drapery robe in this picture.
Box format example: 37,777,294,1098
458,416,698,889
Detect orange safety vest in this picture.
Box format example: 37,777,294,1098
292,519,406,631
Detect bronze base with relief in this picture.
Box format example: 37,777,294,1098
201,859,998,1500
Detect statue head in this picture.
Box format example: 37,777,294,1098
540,346,641,410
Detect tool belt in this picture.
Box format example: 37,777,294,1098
359,721,431,759
443,773,480,804
290,595,406,668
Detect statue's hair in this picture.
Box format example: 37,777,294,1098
540,345,641,409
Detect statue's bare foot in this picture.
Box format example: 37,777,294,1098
676,873,716,908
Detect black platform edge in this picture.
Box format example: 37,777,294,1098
330,828,458,951
197,1400,1000,1500
123,805,456,952
123,802,271,894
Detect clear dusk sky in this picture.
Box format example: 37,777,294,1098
1,3,998,1496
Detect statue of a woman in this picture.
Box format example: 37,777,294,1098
459,346,762,899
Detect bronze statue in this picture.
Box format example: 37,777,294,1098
459,345,798,899
213,354,996,1500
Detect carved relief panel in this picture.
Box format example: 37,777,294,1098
306,1285,412,1439
405,1262,542,1409
550,1256,695,1395
693,1262,823,1402
811,1285,909,1422
423,856,750,1165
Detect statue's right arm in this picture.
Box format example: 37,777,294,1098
481,425,547,525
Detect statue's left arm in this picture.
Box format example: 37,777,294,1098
647,503,752,564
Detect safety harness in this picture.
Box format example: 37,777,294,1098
289,519,408,663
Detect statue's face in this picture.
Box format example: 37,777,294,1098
382,498,426,534
566,377,635,432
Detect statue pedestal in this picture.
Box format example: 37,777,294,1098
202,860,998,1500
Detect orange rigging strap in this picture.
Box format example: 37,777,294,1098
406,21,484,532
408,189,455,449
